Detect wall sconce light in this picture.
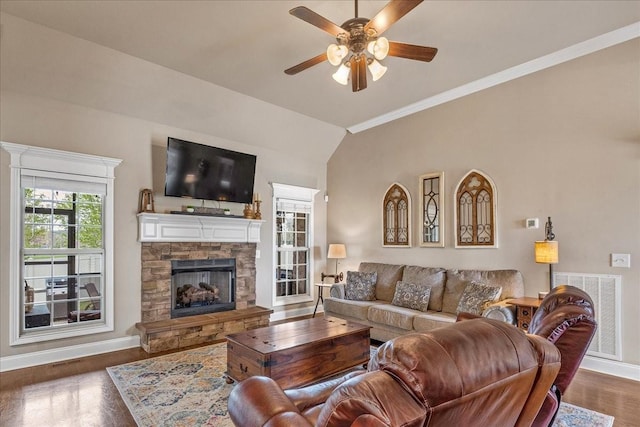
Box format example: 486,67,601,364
534,216,558,294
321,244,347,283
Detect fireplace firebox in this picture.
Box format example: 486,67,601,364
171,258,236,318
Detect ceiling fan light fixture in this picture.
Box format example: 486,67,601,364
367,36,389,60
286,1,437,92
368,58,387,81
327,44,348,66
332,63,350,85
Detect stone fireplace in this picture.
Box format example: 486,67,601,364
141,241,255,322
136,213,272,352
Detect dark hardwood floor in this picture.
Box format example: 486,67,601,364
1,336,638,426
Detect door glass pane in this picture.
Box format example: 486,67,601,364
275,207,310,299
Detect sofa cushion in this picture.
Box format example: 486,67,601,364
456,281,502,315
391,281,431,312
401,266,446,311
359,263,405,302
323,297,379,321
345,271,377,301
368,304,416,330
443,269,524,314
413,311,456,332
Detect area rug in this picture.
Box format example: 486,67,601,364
107,343,614,427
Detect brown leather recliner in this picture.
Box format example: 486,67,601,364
228,318,561,426
529,285,597,427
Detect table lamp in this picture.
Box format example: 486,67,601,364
535,217,558,294
321,244,347,283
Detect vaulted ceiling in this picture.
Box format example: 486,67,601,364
1,1,639,133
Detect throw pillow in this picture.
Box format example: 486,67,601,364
391,281,432,312
456,281,502,315
345,271,377,301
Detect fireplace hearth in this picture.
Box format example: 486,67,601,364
171,258,235,318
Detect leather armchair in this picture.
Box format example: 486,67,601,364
528,285,597,427
228,318,561,426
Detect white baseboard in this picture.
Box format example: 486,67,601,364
581,355,640,381
0,335,141,372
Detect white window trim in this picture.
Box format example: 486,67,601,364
271,183,319,307
1,142,122,345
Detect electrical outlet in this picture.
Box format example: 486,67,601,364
611,253,630,268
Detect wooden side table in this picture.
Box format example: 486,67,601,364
312,283,334,317
506,297,542,331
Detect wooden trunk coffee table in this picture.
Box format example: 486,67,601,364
225,316,371,389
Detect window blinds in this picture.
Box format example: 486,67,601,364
21,170,107,195
276,199,312,214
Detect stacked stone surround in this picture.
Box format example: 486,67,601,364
136,241,272,353
141,241,257,322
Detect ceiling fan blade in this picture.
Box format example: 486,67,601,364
289,6,344,37
284,53,328,75
350,56,367,92
388,41,437,62
365,0,423,36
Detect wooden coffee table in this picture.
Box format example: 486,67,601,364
225,316,371,389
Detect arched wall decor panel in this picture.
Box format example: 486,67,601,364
419,172,444,247
454,170,497,248
382,183,411,247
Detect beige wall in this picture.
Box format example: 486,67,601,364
0,13,342,359
0,91,330,358
328,39,640,365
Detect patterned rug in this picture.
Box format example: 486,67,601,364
107,342,614,427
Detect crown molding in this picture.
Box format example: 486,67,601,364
347,22,640,134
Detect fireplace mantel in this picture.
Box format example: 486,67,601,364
137,213,263,243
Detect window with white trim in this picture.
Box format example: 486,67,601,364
272,183,318,306
1,142,121,345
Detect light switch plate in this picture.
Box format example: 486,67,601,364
611,253,630,268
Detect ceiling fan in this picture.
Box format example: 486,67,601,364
285,0,438,92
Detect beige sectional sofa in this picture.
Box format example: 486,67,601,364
323,262,525,342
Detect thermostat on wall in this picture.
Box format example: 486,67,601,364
525,218,539,229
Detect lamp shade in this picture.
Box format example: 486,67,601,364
327,44,348,66
327,244,347,259
332,63,350,85
368,59,387,81
367,37,389,60
535,240,558,264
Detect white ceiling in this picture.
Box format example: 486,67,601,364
1,0,639,132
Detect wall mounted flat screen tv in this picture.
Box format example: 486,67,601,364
164,137,256,204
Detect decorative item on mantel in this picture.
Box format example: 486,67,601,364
254,193,262,220
243,204,255,219
138,189,155,213
181,205,227,215
243,193,261,219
